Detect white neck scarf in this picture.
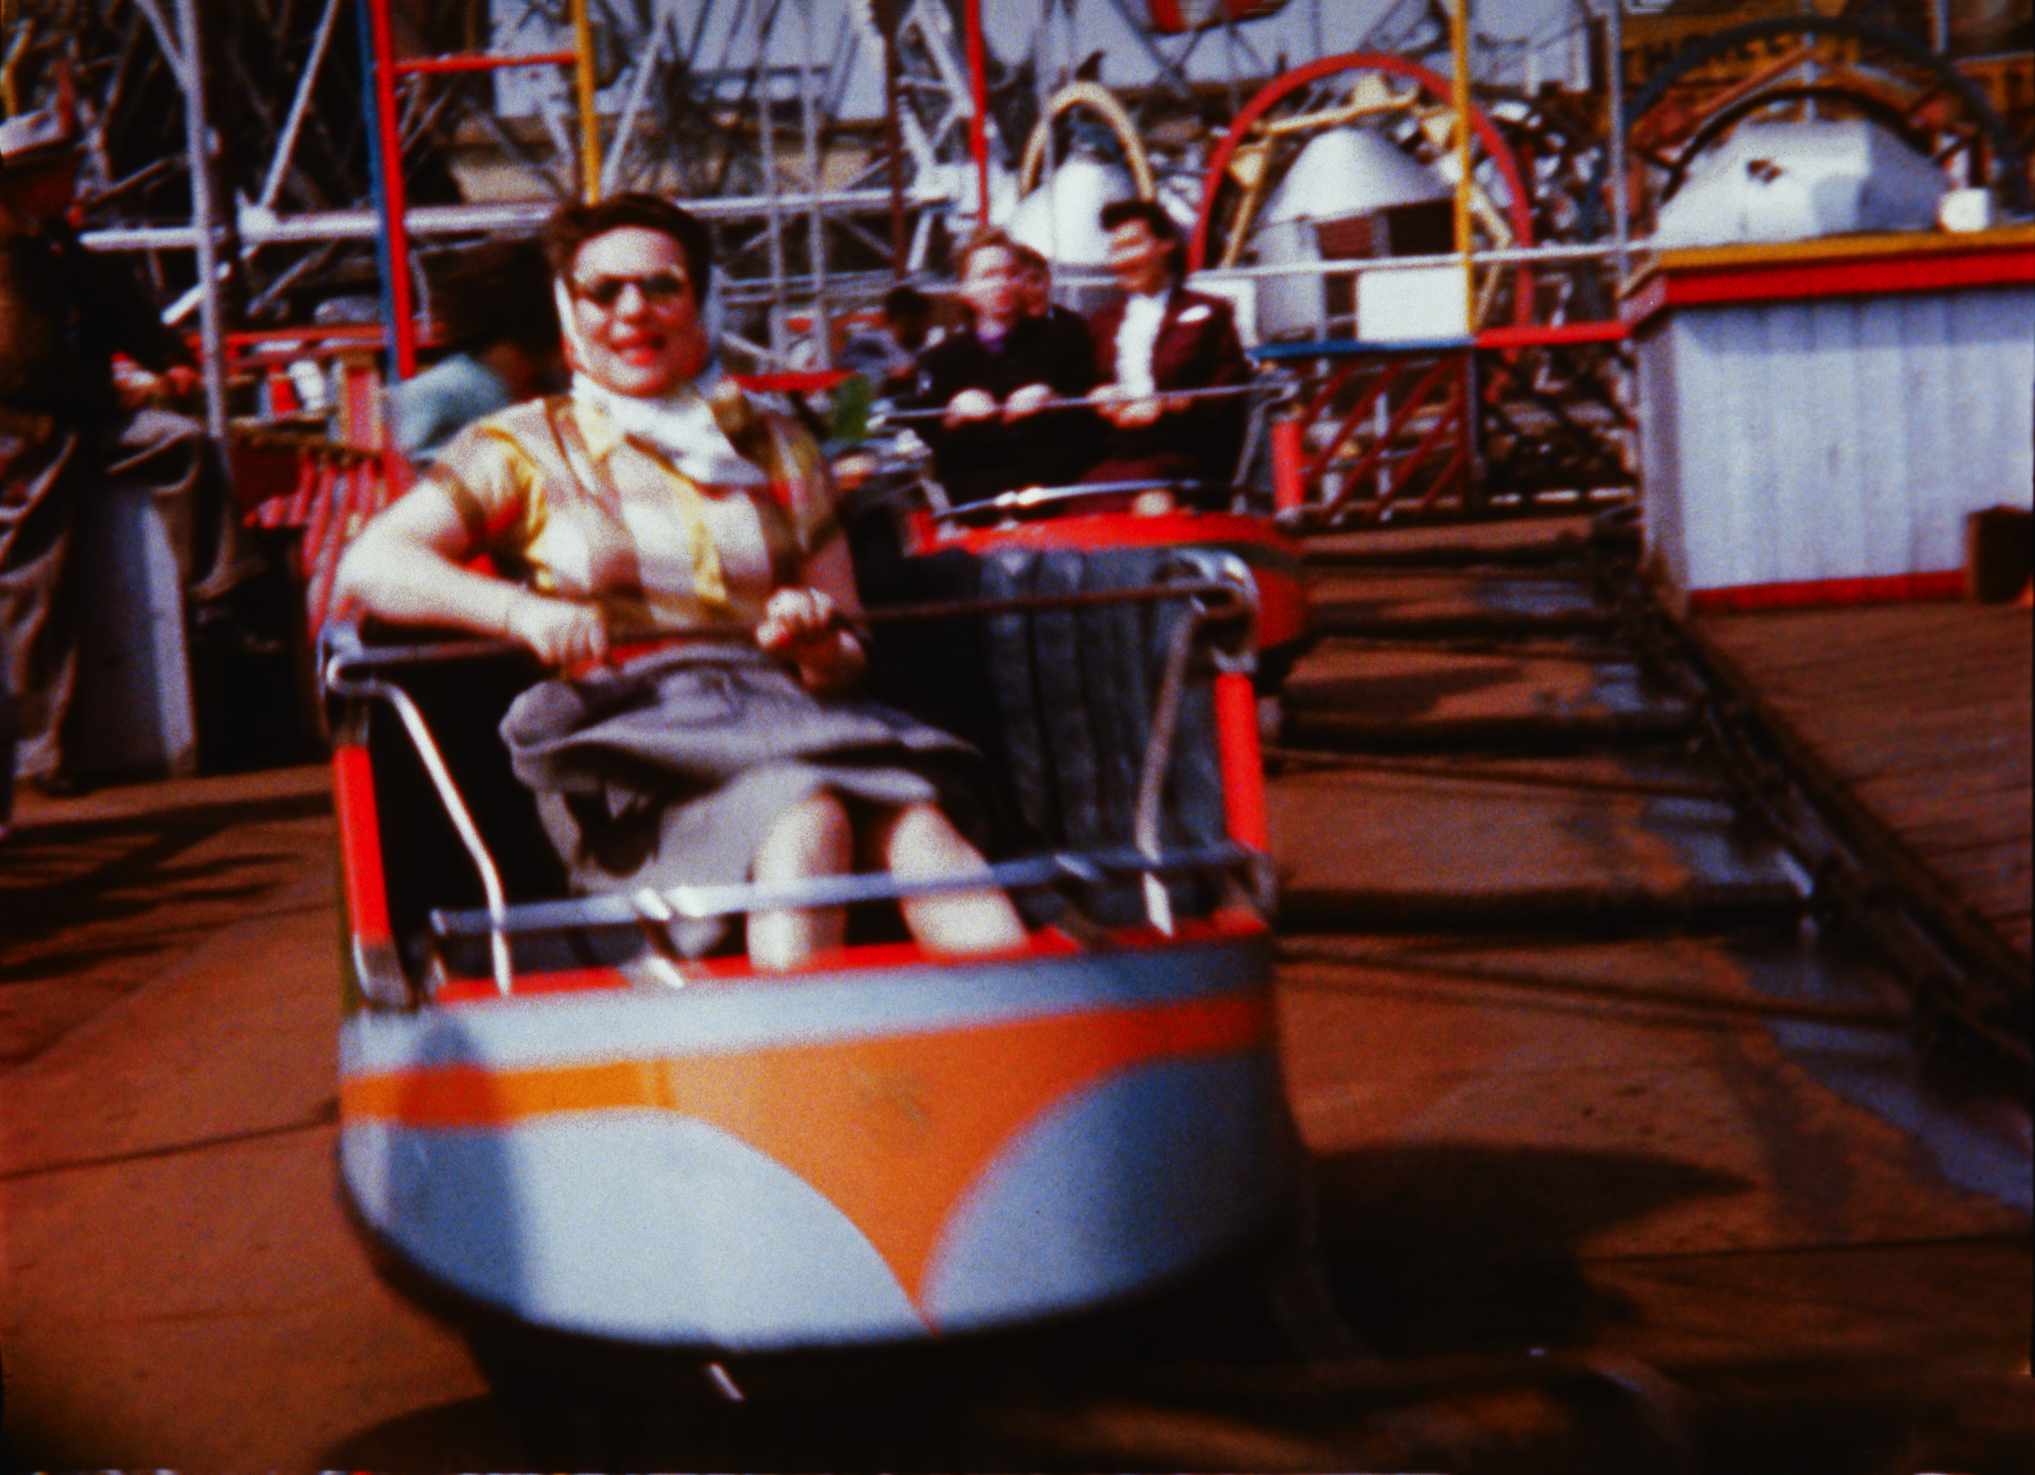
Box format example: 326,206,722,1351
1114,289,1169,399
570,369,766,488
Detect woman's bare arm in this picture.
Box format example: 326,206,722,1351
331,482,606,666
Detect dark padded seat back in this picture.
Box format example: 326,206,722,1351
863,544,1232,922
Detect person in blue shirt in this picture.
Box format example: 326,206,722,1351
389,235,564,465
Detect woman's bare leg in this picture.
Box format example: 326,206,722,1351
749,791,853,970
875,802,1028,955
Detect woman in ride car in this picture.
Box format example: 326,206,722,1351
333,193,1025,969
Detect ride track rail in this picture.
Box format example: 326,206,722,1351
1596,547,2035,1096
1270,513,2029,1094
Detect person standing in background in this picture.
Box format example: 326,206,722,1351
836,282,941,401
0,103,252,794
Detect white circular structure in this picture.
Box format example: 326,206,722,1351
1006,154,1140,267
1653,118,1950,249
1250,125,1452,340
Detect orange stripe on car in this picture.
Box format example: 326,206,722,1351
341,991,1269,1315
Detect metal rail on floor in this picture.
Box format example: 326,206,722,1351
1592,531,2033,1094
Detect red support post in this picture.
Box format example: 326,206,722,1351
332,744,393,951
364,0,417,380
1213,671,1271,853
1270,415,1306,514
962,0,990,227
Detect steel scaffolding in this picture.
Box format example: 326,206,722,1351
6,2,2019,419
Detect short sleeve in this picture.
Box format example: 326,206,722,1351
423,417,540,558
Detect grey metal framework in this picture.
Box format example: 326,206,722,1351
6,3,1613,342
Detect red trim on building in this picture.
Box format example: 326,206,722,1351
1688,570,1965,611
1475,321,1631,350
1624,239,2035,329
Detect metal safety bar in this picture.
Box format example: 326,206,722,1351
926,479,1223,524
321,577,1250,677
1135,590,1236,936
427,841,1255,942
879,381,1266,426
321,663,516,997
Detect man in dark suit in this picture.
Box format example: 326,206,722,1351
907,228,1099,504
1084,199,1250,504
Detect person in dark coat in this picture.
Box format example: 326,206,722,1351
836,282,940,400
1014,241,1089,344
906,229,1100,504
1085,199,1251,503
0,104,250,792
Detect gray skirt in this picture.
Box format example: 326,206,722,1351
500,641,984,954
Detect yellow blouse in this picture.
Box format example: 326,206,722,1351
425,393,813,639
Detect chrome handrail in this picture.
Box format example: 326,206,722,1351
926,479,1223,525
322,661,515,998
426,841,1257,941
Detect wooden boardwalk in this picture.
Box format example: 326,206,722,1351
4,547,2029,1469
1689,601,2032,974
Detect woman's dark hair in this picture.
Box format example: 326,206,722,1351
1098,197,1186,277
543,192,713,300
881,283,933,324
1098,197,1176,240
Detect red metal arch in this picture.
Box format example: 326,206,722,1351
1187,52,1538,274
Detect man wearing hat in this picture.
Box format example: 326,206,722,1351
0,102,246,793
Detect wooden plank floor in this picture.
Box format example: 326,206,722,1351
1690,602,2032,969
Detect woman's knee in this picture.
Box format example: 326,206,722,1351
882,802,1027,953
878,801,989,878
755,790,853,878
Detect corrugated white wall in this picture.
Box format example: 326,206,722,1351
1637,284,2035,594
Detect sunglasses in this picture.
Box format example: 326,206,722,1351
570,269,690,309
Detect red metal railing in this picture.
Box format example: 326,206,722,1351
1261,319,1634,524
232,432,403,633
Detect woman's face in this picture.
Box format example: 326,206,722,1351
565,225,709,397
1106,218,1171,296
959,245,1025,334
